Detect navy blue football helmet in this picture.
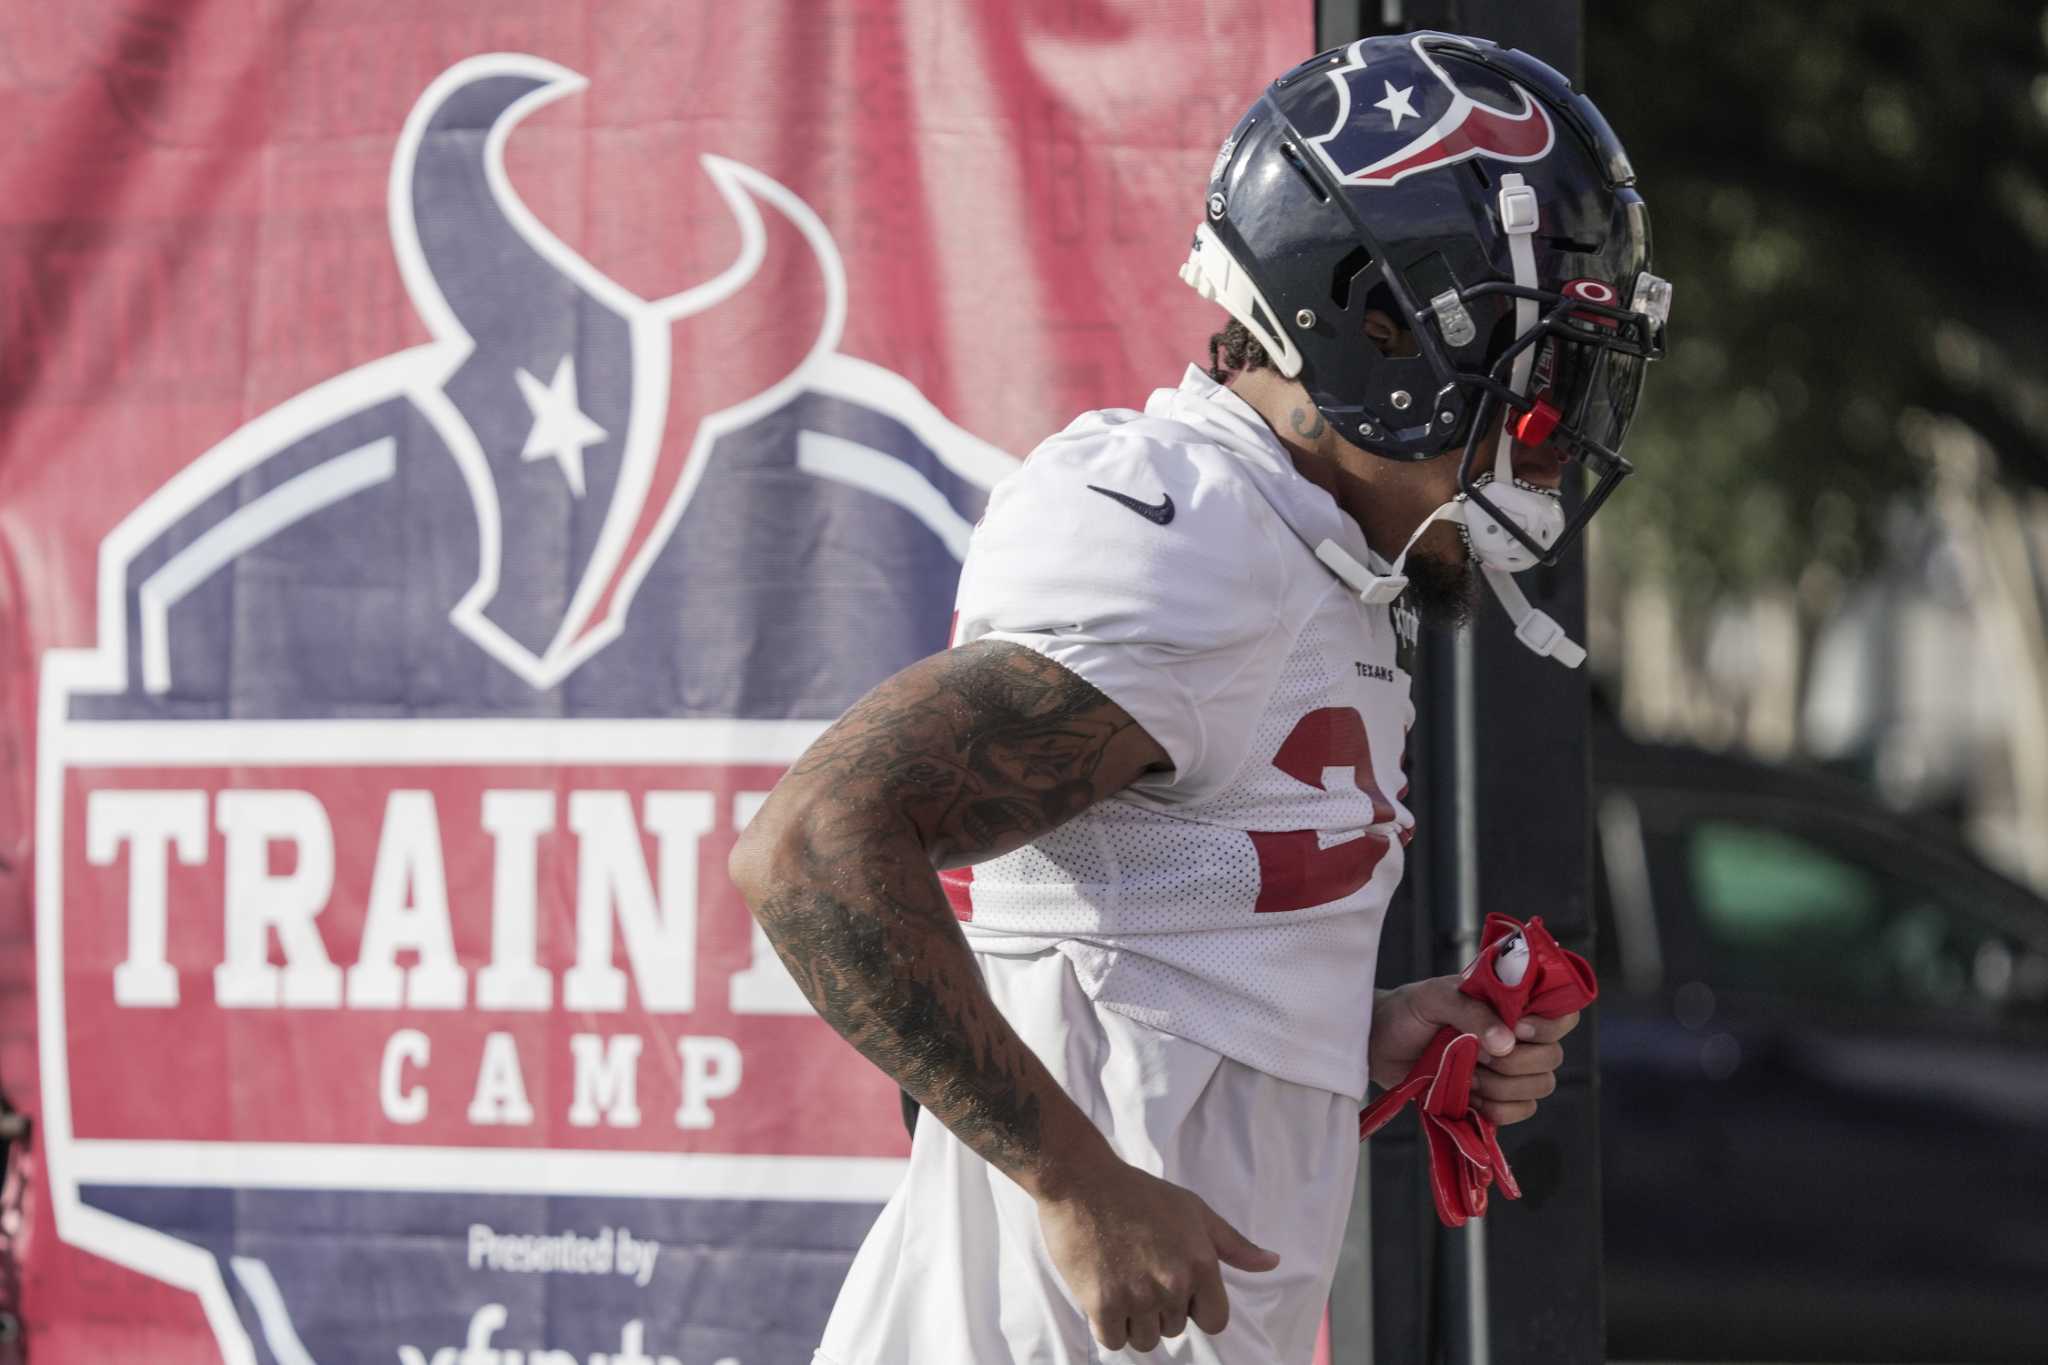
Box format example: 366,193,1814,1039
1182,32,1670,567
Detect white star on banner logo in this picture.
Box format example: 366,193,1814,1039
514,354,607,498
1374,80,1419,129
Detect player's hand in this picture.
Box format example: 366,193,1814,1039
1035,1157,1280,1352
1370,976,1581,1126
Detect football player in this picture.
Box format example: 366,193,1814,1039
731,31,1668,1364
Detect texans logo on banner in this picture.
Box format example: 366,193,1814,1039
36,54,1015,1365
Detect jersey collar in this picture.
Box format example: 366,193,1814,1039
1148,365,1392,583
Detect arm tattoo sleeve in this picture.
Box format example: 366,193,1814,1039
739,640,1166,1190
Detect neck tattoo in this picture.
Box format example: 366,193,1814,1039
1289,406,1328,441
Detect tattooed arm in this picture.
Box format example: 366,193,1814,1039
734,638,1283,1349
727,638,1166,1197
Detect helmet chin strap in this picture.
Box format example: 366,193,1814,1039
1311,501,1584,669
1481,564,1586,668
1309,172,1586,669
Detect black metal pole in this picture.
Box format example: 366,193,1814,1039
1336,4,1600,1364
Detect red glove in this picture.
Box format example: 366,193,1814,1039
1357,914,1598,1226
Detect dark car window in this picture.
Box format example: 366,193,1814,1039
1688,821,1885,1000
1686,818,2012,1011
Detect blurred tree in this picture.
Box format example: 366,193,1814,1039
1586,0,2048,603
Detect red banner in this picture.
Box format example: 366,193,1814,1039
0,3,1308,1359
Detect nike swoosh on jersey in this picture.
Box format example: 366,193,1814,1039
1086,484,1175,525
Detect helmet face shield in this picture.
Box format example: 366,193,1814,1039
1539,319,1645,460
1549,266,1670,460
1456,268,1670,563
1560,346,1644,458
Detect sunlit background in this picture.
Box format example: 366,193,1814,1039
1586,1,2048,891
1571,8,2048,1357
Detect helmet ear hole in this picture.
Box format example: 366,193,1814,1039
1362,312,1401,358
1360,281,1414,359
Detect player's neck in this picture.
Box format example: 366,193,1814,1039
1226,369,1343,497
1225,368,1451,569
1228,368,1396,542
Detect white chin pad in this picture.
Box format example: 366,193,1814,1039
1463,481,1564,573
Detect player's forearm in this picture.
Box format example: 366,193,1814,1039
731,819,1115,1201
731,640,1165,1198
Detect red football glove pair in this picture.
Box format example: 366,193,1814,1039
1357,914,1597,1227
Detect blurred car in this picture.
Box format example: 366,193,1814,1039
1591,716,2048,1363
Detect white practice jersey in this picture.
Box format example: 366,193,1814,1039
947,365,1419,1099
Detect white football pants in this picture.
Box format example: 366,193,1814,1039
814,944,1357,1365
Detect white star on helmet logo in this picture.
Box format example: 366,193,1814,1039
1374,80,1419,129
514,353,607,498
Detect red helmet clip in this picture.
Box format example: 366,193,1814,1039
1510,399,1562,447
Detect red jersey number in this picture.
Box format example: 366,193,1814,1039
1250,706,1397,913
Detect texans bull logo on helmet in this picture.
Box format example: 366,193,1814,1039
37,52,1013,1365
1302,34,1555,188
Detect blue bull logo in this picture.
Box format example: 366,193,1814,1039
72,51,1013,720
38,53,1015,1365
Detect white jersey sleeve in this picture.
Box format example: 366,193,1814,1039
952,423,1289,800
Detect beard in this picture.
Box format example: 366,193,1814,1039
1403,541,1478,629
